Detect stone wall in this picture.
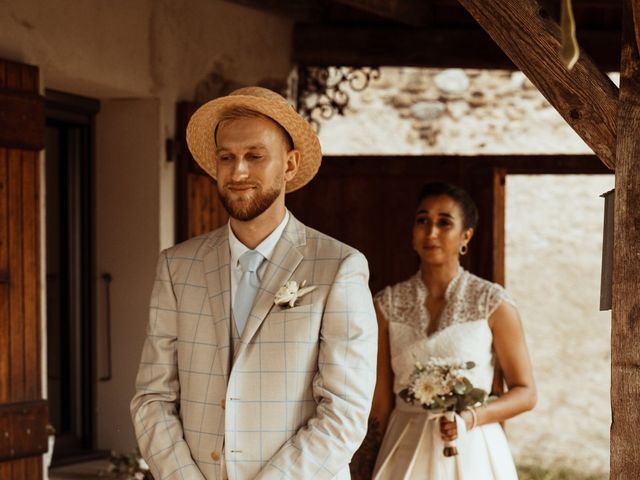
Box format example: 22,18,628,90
318,66,619,155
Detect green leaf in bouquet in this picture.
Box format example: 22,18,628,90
399,388,412,403
443,395,457,408
432,396,444,409
465,361,476,369
462,377,474,390
469,388,487,404
453,381,467,395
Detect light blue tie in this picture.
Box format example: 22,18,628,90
233,250,265,335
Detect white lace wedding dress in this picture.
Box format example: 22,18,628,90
372,268,519,480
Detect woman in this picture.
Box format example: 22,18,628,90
371,182,536,480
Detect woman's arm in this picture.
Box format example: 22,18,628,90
441,301,536,439
471,300,537,426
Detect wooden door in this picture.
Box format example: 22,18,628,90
286,156,504,293
0,58,48,479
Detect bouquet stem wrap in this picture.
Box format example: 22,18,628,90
442,411,459,457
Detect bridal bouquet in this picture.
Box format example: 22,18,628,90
399,357,487,457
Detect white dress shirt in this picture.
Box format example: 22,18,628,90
228,210,290,306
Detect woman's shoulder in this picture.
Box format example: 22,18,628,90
375,274,419,298
374,273,423,323
455,270,516,319
462,270,504,293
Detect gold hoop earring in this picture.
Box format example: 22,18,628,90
459,244,468,256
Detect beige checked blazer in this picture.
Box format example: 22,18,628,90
131,214,377,480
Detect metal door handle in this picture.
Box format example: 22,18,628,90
99,273,112,381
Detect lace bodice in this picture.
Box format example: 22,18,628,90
375,268,515,394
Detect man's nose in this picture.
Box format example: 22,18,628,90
230,158,249,180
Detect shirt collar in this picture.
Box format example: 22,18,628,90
228,210,290,269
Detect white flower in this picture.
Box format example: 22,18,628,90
274,280,316,308
134,473,145,480
412,370,448,405
138,457,149,470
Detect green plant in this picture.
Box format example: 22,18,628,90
99,449,153,480
516,463,608,480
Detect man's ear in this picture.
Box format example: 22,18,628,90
284,149,301,183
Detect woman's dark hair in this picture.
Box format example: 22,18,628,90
417,182,479,230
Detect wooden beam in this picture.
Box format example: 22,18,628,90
218,0,321,21
318,155,611,176
331,0,431,27
293,25,621,72
294,26,513,68
456,0,619,169
611,1,640,477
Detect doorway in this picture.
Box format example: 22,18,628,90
45,90,99,463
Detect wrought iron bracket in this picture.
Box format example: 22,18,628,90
296,66,380,131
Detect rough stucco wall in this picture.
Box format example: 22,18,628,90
0,0,155,97
0,0,293,454
0,0,293,100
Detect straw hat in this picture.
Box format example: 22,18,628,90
186,86,322,193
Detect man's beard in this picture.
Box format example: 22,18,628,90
218,181,283,221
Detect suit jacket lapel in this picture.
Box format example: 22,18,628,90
234,214,306,361
203,229,232,380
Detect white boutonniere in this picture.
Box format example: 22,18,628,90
274,280,317,308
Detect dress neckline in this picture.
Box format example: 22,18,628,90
413,266,465,336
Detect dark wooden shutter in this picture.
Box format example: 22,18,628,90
0,58,48,480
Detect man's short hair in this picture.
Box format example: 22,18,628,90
214,106,294,151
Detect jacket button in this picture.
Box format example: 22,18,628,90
210,451,221,461
220,399,226,410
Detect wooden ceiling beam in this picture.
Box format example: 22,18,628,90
293,25,621,71
218,0,322,22
331,0,431,27
456,0,618,169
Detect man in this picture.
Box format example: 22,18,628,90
131,87,377,480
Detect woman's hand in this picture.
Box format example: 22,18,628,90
439,416,458,442
439,410,474,441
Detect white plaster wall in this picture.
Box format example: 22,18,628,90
0,0,293,454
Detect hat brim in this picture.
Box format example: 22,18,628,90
186,95,322,193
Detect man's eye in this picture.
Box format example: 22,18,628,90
415,217,427,225
247,154,263,161
218,154,233,162
437,220,452,227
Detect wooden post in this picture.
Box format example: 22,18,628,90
611,1,640,477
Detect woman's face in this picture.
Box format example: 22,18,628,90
412,194,473,266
